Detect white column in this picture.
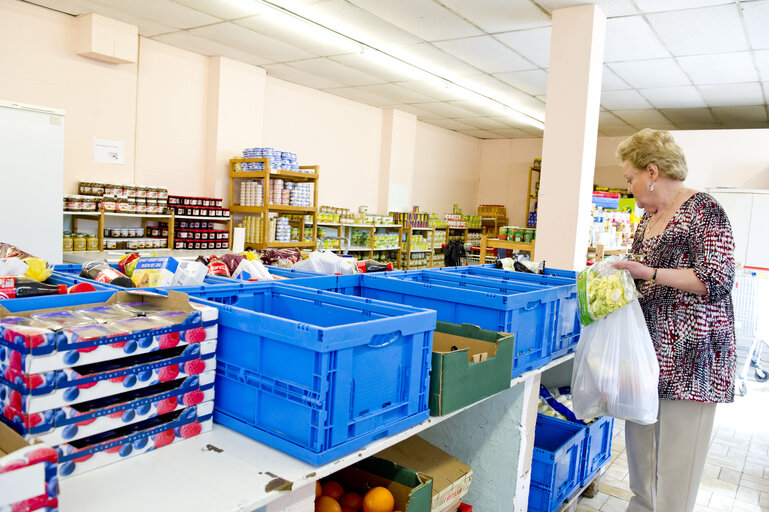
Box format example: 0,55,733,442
377,109,417,213
536,5,606,270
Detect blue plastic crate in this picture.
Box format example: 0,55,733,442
285,273,559,378
53,264,249,291
529,414,586,512
580,416,614,486
424,267,580,359
0,290,117,312
155,282,436,465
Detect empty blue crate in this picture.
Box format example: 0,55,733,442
529,414,586,512
174,282,436,465
426,267,580,359
581,416,614,486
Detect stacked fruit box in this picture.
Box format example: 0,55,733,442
0,291,217,479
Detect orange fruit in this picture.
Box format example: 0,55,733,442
316,496,342,512
362,486,395,512
316,481,322,497
322,481,345,501
340,492,363,511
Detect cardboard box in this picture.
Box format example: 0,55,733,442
331,457,432,512
4,373,214,445
0,423,58,511
0,339,216,415
56,401,213,478
429,322,514,416
0,291,218,373
377,436,472,512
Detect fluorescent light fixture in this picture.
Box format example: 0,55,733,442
257,0,546,128
256,8,362,55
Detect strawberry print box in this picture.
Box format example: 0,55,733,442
0,291,218,374
56,401,213,479
0,423,58,512
3,369,214,446
0,340,216,415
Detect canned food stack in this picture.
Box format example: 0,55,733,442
290,183,312,207
0,296,218,479
239,180,263,207
373,234,399,249
70,182,169,215
240,216,263,244
499,226,536,243
240,148,301,173
274,216,290,242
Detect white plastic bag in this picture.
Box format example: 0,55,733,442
571,298,659,425
170,261,207,287
292,251,354,275
232,258,274,281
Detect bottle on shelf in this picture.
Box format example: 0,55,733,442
356,260,394,273
0,276,67,299
80,262,134,288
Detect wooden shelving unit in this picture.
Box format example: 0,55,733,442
526,162,541,228
317,223,403,267
229,158,318,250
400,226,436,270
478,233,536,263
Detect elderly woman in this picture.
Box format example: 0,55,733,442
612,129,736,512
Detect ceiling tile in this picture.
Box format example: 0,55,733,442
598,111,628,125
534,0,638,17
171,0,265,19
675,123,723,130
494,69,549,96
329,53,419,82
634,0,734,13
495,27,552,68
286,0,422,46
647,5,750,56
410,102,480,118
323,86,394,107
394,104,446,119
439,0,552,33
26,0,99,16
698,82,766,107
152,31,273,66
288,58,386,86
678,52,759,84
393,43,483,77
611,109,674,127
188,23,315,61
604,16,670,62
346,0,483,41
395,80,470,102
458,129,501,139
711,105,769,125
756,50,769,81
764,82,769,98
262,63,346,90
743,0,769,50
454,117,510,131
434,36,537,73
608,59,690,89
491,128,536,139
459,74,539,108
658,108,716,124
53,0,178,36
235,14,360,57
602,66,631,91
639,86,707,109
91,0,220,29
450,100,505,117
354,83,436,104
422,118,478,131
600,90,652,110
487,116,540,130
599,124,638,136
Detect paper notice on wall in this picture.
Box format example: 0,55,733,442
93,138,124,164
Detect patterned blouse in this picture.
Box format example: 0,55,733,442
631,192,736,403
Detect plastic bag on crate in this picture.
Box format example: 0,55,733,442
293,250,354,275
577,256,638,326
571,299,659,425
232,258,274,281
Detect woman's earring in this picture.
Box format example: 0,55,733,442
649,182,655,191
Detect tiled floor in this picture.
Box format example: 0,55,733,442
577,372,769,512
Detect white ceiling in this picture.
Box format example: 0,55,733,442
29,0,769,138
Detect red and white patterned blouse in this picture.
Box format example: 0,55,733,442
631,192,736,403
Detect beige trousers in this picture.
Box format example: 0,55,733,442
625,399,716,512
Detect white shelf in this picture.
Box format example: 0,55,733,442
409,249,431,253
373,247,400,251
175,215,231,221
348,246,372,252
63,211,100,216
409,227,432,231
316,222,341,227
60,354,573,512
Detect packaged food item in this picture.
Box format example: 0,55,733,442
0,257,29,277
0,276,66,299
577,256,637,325
114,302,170,316
81,261,134,288
30,310,94,329
118,253,141,277
75,305,137,323
206,256,230,277
131,257,179,287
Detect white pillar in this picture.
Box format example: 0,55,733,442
377,109,417,213
536,5,606,270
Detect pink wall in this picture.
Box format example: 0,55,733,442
412,122,479,214
263,78,383,212
134,38,209,196
0,0,137,195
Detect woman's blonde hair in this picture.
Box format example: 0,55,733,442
615,128,688,180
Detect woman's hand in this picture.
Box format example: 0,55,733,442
612,260,654,281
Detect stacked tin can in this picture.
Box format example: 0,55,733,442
239,180,263,207
241,148,301,173
290,183,312,207
274,217,290,242
241,216,263,244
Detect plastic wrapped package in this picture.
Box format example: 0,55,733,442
571,299,659,425
251,248,302,267
232,258,274,281
577,256,637,326
293,250,354,275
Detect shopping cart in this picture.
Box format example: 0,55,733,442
732,268,769,396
